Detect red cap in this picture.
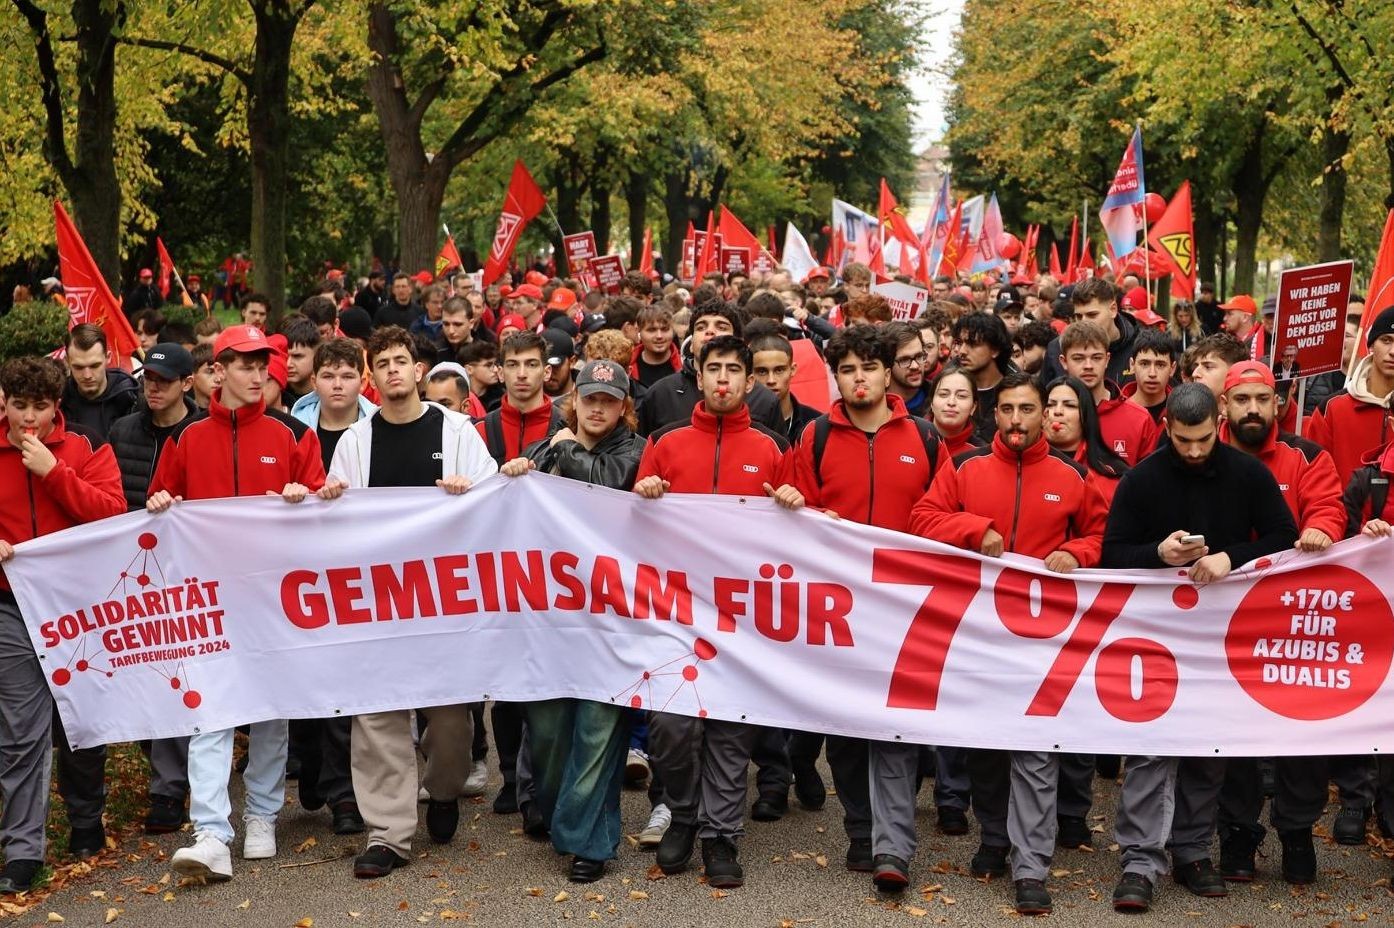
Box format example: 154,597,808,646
412,271,434,286
1122,285,1150,311
510,283,544,301
326,269,344,281
1219,294,1258,316
496,313,527,335
1130,307,1166,328
139,268,153,278
805,267,830,281
187,274,201,284
1222,360,1276,394
525,270,549,287
212,324,270,357
266,349,288,390
547,287,577,310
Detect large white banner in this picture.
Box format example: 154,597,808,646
7,474,1393,754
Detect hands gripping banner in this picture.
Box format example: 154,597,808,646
8,475,1394,754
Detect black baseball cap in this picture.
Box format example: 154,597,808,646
142,343,195,380
541,328,575,366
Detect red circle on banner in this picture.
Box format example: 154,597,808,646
171,677,182,690
1094,638,1178,722
1172,586,1199,610
682,665,699,682
53,668,71,686
694,638,718,661
76,659,89,672
183,691,202,709
138,532,158,550
1225,565,1393,720
630,695,643,708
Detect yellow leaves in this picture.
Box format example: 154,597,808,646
903,905,929,917
294,919,314,928
627,890,649,900
46,914,64,923
525,887,543,897
553,890,570,903
294,836,318,853
161,892,175,902
105,908,121,924
238,899,251,909
710,889,730,899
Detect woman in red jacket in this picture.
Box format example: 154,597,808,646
1043,376,1130,504
927,367,982,460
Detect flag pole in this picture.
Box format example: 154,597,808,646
1138,120,1153,304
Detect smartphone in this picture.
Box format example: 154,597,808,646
1180,534,1205,546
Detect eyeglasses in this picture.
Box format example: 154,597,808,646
894,352,930,369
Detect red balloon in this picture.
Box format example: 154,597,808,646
1143,192,1167,224
996,232,1021,260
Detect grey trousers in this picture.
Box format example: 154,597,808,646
1169,757,1227,865
1115,755,1226,878
1009,751,1059,881
1,598,108,863
869,740,920,860
646,712,758,838
933,746,970,811
146,737,191,799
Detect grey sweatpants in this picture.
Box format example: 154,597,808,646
1114,755,1227,879
647,712,760,838
869,740,920,860
1008,751,1059,881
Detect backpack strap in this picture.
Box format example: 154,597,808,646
810,415,833,488
910,415,940,481
483,412,506,465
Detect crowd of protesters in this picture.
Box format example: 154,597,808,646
2,253,1393,918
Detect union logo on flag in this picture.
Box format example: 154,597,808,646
490,212,522,261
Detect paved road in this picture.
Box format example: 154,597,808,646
20,761,1394,927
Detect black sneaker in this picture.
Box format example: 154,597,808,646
1056,814,1092,849
520,800,549,839
568,857,605,883
657,821,697,874
144,794,187,834
702,836,743,889
1279,829,1316,885
0,859,42,895
298,777,325,812
872,854,910,892
1112,871,1153,912
426,799,459,844
969,842,1009,878
793,763,826,811
845,837,874,872
332,801,365,835
492,784,518,815
1173,858,1227,897
1014,878,1052,915
1333,805,1370,845
69,823,106,858
1218,825,1261,882
751,792,788,822
1095,755,1121,779
353,844,408,879
936,806,969,836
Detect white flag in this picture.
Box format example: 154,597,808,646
781,223,820,283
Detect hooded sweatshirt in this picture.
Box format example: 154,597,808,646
60,368,140,439
1308,354,1393,487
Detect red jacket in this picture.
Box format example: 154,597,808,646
791,395,946,531
909,434,1108,566
1308,355,1392,488
1219,422,1345,540
1119,380,1167,423
628,343,681,381
1067,444,1122,505
150,392,325,501
0,415,125,591
636,402,791,496
1097,384,1159,465
936,422,980,461
476,394,556,463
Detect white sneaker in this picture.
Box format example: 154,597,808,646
418,785,431,803
242,816,277,860
171,832,233,882
638,803,671,848
626,749,650,784
462,760,488,797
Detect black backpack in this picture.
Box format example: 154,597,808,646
809,413,940,487
482,406,567,464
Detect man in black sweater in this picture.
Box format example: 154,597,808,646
1101,383,1297,913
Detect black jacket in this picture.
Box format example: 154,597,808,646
1042,310,1141,387
525,424,646,490
354,285,388,318
636,361,786,436
108,395,202,510
60,369,140,439
122,283,163,317
778,395,823,446
373,299,420,330
1102,439,1297,569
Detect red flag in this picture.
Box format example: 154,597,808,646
681,220,696,280
827,226,844,268
1075,237,1094,281
767,225,779,259
1146,181,1198,300
1022,225,1039,278
1049,242,1062,279
155,237,193,306
878,178,922,276
54,200,141,369
936,202,964,276
695,211,718,279
954,228,975,275
435,234,463,278
718,205,771,267
1354,209,1394,366
639,227,655,280
482,160,547,287
1065,216,1079,282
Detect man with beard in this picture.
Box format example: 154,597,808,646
1101,383,1296,912
1211,362,1344,886
882,321,931,416
950,313,1013,444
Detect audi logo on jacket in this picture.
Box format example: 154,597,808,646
909,433,1108,566
636,402,792,496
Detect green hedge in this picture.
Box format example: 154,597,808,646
0,301,69,362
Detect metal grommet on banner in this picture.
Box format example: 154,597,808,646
192,727,201,734
1053,744,1060,750
333,708,341,715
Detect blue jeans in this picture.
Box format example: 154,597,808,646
188,721,288,844
525,700,628,861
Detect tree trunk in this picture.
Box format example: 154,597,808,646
589,179,611,255
626,171,649,260
69,0,122,292
1231,129,1267,296
1317,87,1350,262
247,2,299,322
1192,189,1219,294
395,160,451,279
551,153,583,275
663,168,692,274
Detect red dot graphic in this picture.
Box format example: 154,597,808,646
642,671,651,680
1255,558,1273,571
52,668,72,686
682,665,699,682
694,638,718,661
183,691,202,709
630,695,643,708
1172,586,1199,610
105,672,113,678
697,709,708,718
76,659,89,672
170,677,182,689
138,532,158,550
137,574,150,587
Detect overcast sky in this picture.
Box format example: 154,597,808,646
906,1,964,146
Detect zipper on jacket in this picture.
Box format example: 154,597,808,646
712,417,724,494
866,432,876,523
26,472,38,540
517,412,526,461
1008,456,1023,552
231,411,240,495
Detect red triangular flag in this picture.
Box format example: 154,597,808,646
639,227,656,280
718,205,772,268
936,202,964,276
1065,216,1079,282
1075,237,1094,281
482,160,547,287
435,234,463,278
1146,181,1198,300
695,210,718,280
1354,208,1394,367
55,201,141,369
155,237,193,306
1049,242,1062,279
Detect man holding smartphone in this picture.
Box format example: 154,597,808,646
1100,383,1297,912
